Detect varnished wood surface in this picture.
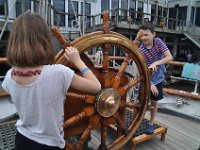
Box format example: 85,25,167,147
89,111,200,150
0,57,7,64
0,90,9,98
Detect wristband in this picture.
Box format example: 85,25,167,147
81,67,90,75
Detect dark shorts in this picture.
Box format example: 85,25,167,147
15,131,65,150
151,82,163,101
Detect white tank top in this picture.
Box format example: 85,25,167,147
2,64,74,148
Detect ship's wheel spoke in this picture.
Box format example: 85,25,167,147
99,119,108,150
76,124,92,150
76,115,101,149
99,44,111,88
80,53,95,69
102,44,110,72
118,76,143,95
66,92,95,104
63,106,95,128
112,54,131,89
112,113,128,136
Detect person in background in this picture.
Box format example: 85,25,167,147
2,11,101,150
187,52,192,62
138,23,173,134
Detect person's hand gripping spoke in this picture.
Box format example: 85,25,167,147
64,46,82,67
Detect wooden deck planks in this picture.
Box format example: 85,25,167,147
89,111,200,150
165,129,199,149
156,112,200,133
150,137,177,150
155,114,200,143
135,140,158,150
168,123,199,145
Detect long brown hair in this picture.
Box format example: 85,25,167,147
7,11,55,67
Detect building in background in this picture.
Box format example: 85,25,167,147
0,0,200,63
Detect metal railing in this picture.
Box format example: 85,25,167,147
0,1,187,37
83,8,186,33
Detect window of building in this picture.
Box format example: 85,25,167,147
16,0,31,16
112,0,119,9
157,6,163,24
16,0,30,17
163,8,167,16
151,4,156,22
121,0,128,9
163,7,168,26
111,0,119,17
34,1,39,13
190,6,195,25
168,7,176,29
101,0,109,12
195,7,200,26
178,6,187,20
81,2,91,28
129,0,136,20
68,1,78,27
81,2,91,15
53,0,65,26
137,1,143,22
16,0,22,17
178,6,187,26
169,8,176,19
0,0,5,15
121,0,128,18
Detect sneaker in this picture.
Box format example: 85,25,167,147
146,124,154,134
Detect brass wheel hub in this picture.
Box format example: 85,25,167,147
95,88,121,117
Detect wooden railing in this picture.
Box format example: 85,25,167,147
0,57,7,64
0,91,9,98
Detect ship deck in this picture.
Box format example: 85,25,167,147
89,111,200,150
1,79,200,150
0,100,200,150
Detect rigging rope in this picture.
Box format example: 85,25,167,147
70,0,82,36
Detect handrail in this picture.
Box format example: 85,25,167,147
0,57,7,64
81,8,186,33
89,55,185,66
0,91,9,98
167,61,184,67
0,1,186,34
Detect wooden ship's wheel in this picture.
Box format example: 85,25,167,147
52,11,150,150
